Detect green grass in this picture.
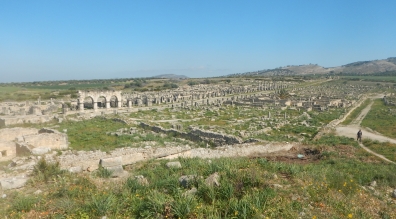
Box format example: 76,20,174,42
363,139,396,162
2,143,396,218
341,75,396,82
361,99,396,138
57,116,189,151
57,117,130,151
342,99,371,125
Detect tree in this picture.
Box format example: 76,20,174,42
277,89,290,100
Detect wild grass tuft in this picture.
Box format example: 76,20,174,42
32,158,65,183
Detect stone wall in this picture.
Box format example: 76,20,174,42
140,122,243,146
0,115,53,128
190,128,243,145
21,132,68,150
0,127,69,159
0,141,16,160
0,127,38,142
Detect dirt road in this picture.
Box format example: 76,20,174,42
335,95,396,144
335,94,396,164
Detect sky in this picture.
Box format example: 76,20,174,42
1,0,396,83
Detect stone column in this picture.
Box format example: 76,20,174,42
106,101,110,109
78,99,84,111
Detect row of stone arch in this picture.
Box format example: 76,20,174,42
77,90,122,111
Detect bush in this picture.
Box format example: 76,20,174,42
32,158,65,183
95,166,113,178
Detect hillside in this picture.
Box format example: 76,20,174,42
231,57,396,77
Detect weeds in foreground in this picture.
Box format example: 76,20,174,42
2,143,396,218
31,158,64,183
365,139,396,163
95,167,113,178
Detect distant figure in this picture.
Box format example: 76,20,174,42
357,129,362,142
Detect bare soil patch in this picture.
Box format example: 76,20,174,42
248,145,323,164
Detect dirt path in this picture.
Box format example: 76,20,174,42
335,95,396,144
335,94,396,164
357,142,396,164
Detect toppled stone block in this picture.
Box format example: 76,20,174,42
179,175,198,188
100,157,123,168
183,187,197,197
0,140,16,161
31,147,51,155
16,143,32,157
68,166,83,173
0,176,28,190
166,161,182,169
99,156,124,177
205,172,220,187
106,166,125,177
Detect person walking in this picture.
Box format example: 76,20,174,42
357,129,362,142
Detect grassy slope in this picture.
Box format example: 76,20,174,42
341,99,371,125
1,139,396,218
361,99,396,139
363,139,396,162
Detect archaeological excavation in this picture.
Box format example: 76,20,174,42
1,74,396,218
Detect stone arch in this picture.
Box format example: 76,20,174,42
77,90,122,111
97,96,107,109
110,95,119,108
83,96,94,109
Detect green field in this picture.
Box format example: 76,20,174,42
363,139,396,162
341,99,371,125
361,99,396,138
341,75,396,82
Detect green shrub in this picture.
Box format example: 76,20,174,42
95,166,113,178
10,195,38,213
171,194,197,219
32,158,65,183
84,193,116,217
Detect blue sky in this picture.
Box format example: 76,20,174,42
1,0,396,82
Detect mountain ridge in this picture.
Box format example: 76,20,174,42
228,57,396,77
151,74,189,79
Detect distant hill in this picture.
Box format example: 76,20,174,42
151,74,189,79
228,57,396,77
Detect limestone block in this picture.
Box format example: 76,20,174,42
183,187,198,197
99,156,123,168
0,141,16,161
0,127,38,142
16,143,32,157
0,176,28,190
68,166,83,173
31,147,51,155
22,133,68,150
106,166,125,177
179,175,198,188
205,172,220,187
121,153,145,165
166,161,182,169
